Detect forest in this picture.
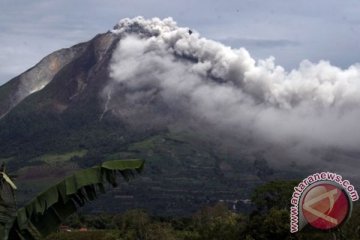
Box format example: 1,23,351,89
45,180,360,240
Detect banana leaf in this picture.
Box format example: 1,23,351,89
7,159,144,240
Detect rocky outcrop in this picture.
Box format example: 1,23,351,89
0,41,89,118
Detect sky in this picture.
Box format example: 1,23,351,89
1,0,360,85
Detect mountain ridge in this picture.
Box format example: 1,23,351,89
0,40,90,119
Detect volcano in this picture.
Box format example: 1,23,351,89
1,17,358,215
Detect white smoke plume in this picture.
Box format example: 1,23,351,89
107,17,360,168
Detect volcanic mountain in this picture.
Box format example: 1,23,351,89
1,17,359,215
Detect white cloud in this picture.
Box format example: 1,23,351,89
107,18,360,167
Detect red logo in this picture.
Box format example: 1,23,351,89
301,183,350,230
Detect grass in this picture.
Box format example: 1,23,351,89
128,136,162,151
0,156,14,163
40,150,88,163
45,230,120,240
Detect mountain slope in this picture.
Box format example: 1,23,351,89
0,32,127,158
0,18,320,215
0,42,88,118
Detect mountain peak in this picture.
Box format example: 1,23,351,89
112,17,181,37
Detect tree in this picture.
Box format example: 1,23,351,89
251,180,298,213
119,209,151,239
247,180,298,240
191,202,247,240
0,159,144,240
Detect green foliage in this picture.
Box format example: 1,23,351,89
36,197,360,240
118,209,150,238
191,203,246,240
248,180,360,240
45,204,247,240
251,180,299,212
45,230,120,240
5,159,144,240
116,210,178,240
247,208,294,240
84,214,116,229
143,222,177,240
40,150,88,164
339,202,360,239
128,137,159,151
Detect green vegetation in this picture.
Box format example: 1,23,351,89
0,157,14,163
40,180,360,240
44,205,247,240
46,230,121,240
0,159,144,240
39,150,88,164
0,90,293,218
128,136,160,151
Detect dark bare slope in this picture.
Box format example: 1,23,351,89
0,32,131,158
0,41,89,119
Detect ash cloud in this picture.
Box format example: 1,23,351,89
218,37,299,49
105,17,360,169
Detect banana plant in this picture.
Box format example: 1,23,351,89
0,163,17,240
0,159,144,240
